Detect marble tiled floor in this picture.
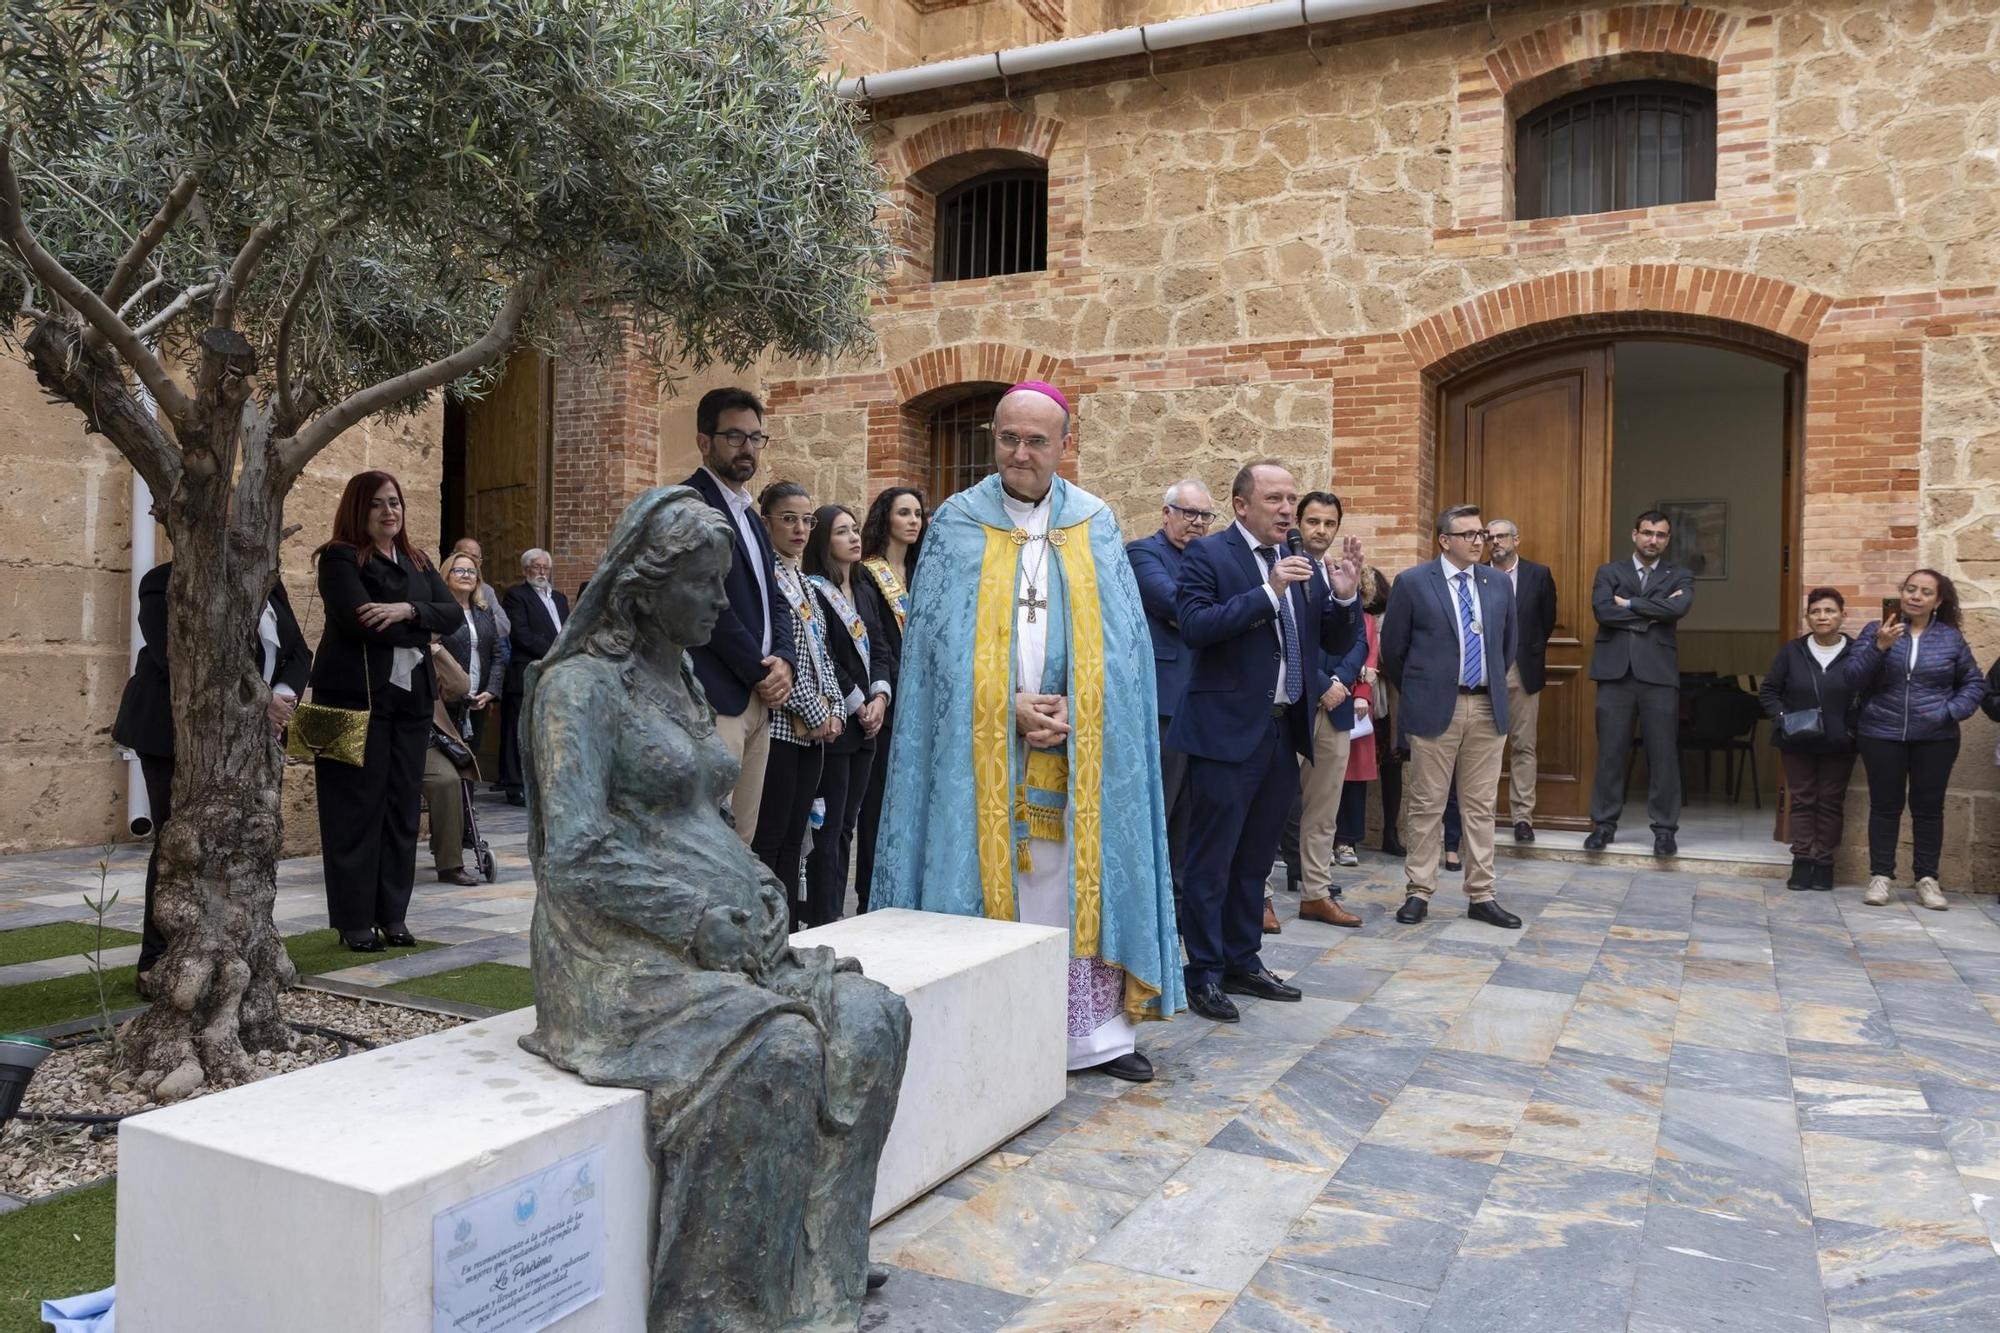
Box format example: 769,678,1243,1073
8,805,2000,1330
865,861,2000,1332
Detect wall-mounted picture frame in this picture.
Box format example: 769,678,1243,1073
1658,499,1728,580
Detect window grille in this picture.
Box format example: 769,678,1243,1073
933,170,1048,282
1515,81,1716,221
927,390,1004,501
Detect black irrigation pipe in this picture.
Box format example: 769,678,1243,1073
13,1021,380,1132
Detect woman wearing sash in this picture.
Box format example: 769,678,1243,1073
852,486,924,912
803,504,895,925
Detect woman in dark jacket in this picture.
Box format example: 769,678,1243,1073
312,470,461,950
803,504,896,928
424,550,502,885
1838,568,1987,911
1760,587,1860,891
851,486,923,913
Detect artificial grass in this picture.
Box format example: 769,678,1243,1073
387,962,535,1013
0,922,142,969
0,929,443,1033
0,1180,116,1333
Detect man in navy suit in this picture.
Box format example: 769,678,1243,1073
1125,477,1214,907
1168,460,1364,1024
1380,504,1521,928
681,387,796,845
1485,518,1559,842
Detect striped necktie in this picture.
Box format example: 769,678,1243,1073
1455,571,1484,690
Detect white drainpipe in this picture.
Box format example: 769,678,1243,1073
836,0,1434,102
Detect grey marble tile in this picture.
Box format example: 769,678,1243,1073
1814,1216,2000,1330
1088,1148,1331,1293
1666,1042,1796,1102
1535,1046,1667,1117
1359,1085,1530,1165
1792,1076,1944,1145
999,1261,1232,1331
895,1171,1140,1297
1484,955,1593,994
1656,1086,1807,1182
1217,1259,1431,1333
1273,1201,1463,1291
1403,1048,1542,1102
1284,961,1394,1003
1799,1133,1987,1240
1436,983,1575,1063
1628,1200,1827,1333
858,1266,1029,1333
1215,1036,1428,1169
1317,1143,1499,1231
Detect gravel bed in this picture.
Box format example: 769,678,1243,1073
1,990,464,1202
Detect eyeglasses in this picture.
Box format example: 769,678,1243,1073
995,431,1055,451
710,429,771,449
770,513,817,529
1168,505,1217,524
1444,529,1489,542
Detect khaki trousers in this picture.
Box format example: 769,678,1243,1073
422,747,466,872
713,695,772,847
1404,692,1508,902
1506,665,1542,826
1298,720,1352,902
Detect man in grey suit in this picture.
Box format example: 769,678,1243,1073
1585,510,1695,856
1380,504,1521,928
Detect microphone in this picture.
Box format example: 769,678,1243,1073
1285,528,1305,558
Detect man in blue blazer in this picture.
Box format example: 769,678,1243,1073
1168,460,1364,1023
681,387,797,846
1379,504,1520,928
1125,478,1215,907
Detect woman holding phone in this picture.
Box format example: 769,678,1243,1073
1838,569,1986,910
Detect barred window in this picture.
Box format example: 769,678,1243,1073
927,389,1005,501
1515,81,1716,221
933,170,1048,282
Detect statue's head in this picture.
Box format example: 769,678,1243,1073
562,487,734,663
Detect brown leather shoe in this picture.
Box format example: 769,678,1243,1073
1299,897,1363,928
1262,902,1282,934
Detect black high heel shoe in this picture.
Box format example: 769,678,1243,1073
380,925,418,948
342,930,385,954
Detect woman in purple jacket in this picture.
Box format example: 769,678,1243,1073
1840,569,1987,910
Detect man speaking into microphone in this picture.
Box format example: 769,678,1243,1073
1169,460,1364,1023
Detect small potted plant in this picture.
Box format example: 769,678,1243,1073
0,1033,53,1127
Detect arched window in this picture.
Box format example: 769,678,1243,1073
927,388,1005,500
933,170,1048,282
1515,81,1716,221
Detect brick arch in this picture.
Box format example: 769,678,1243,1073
1486,5,1738,108
1403,265,1829,374
869,342,1076,493
888,110,1063,184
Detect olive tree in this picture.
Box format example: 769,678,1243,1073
0,0,886,1098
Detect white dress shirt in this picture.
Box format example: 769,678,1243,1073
1234,521,1292,703
256,602,297,700
705,466,773,657
1005,490,1056,693
532,584,563,633
1633,553,1658,587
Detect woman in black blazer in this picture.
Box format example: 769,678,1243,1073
851,486,923,912
803,505,896,927
111,561,311,990
425,551,502,885
1759,586,1861,891
311,470,461,951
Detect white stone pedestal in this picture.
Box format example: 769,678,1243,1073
116,1009,651,1333
793,908,1068,1222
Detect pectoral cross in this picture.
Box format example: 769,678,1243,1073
1019,584,1047,624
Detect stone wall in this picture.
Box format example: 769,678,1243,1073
752,0,2000,881
0,346,443,855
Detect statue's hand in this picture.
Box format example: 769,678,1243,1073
693,905,756,973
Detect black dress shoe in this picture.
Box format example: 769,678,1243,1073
1382,837,1408,858
1188,983,1240,1024
1222,968,1302,1002
343,931,385,953
1583,824,1615,851
1813,860,1835,891
866,1265,889,1292
1467,900,1522,929
380,925,418,948
1786,857,1812,891
1395,895,1429,924
1090,1051,1155,1082
1514,821,1535,843
505,790,527,807
1654,832,1677,857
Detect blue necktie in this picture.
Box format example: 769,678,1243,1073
1258,547,1303,704
1455,571,1484,690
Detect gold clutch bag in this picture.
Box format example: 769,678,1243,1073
286,698,370,767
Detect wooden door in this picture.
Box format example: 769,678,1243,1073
1440,345,1613,828
463,349,551,767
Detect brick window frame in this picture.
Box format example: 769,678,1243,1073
1448,6,1780,245
869,341,1077,493
880,110,1080,293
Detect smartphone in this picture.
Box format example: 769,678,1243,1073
1881,596,1900,625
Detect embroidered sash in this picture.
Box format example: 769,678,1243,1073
861,556,911,631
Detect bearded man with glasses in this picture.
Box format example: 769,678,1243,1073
682,386,798,845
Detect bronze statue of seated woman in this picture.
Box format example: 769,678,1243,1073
518,485,909,1332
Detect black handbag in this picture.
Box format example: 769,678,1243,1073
430,725,474,770
1778,647,1826,742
